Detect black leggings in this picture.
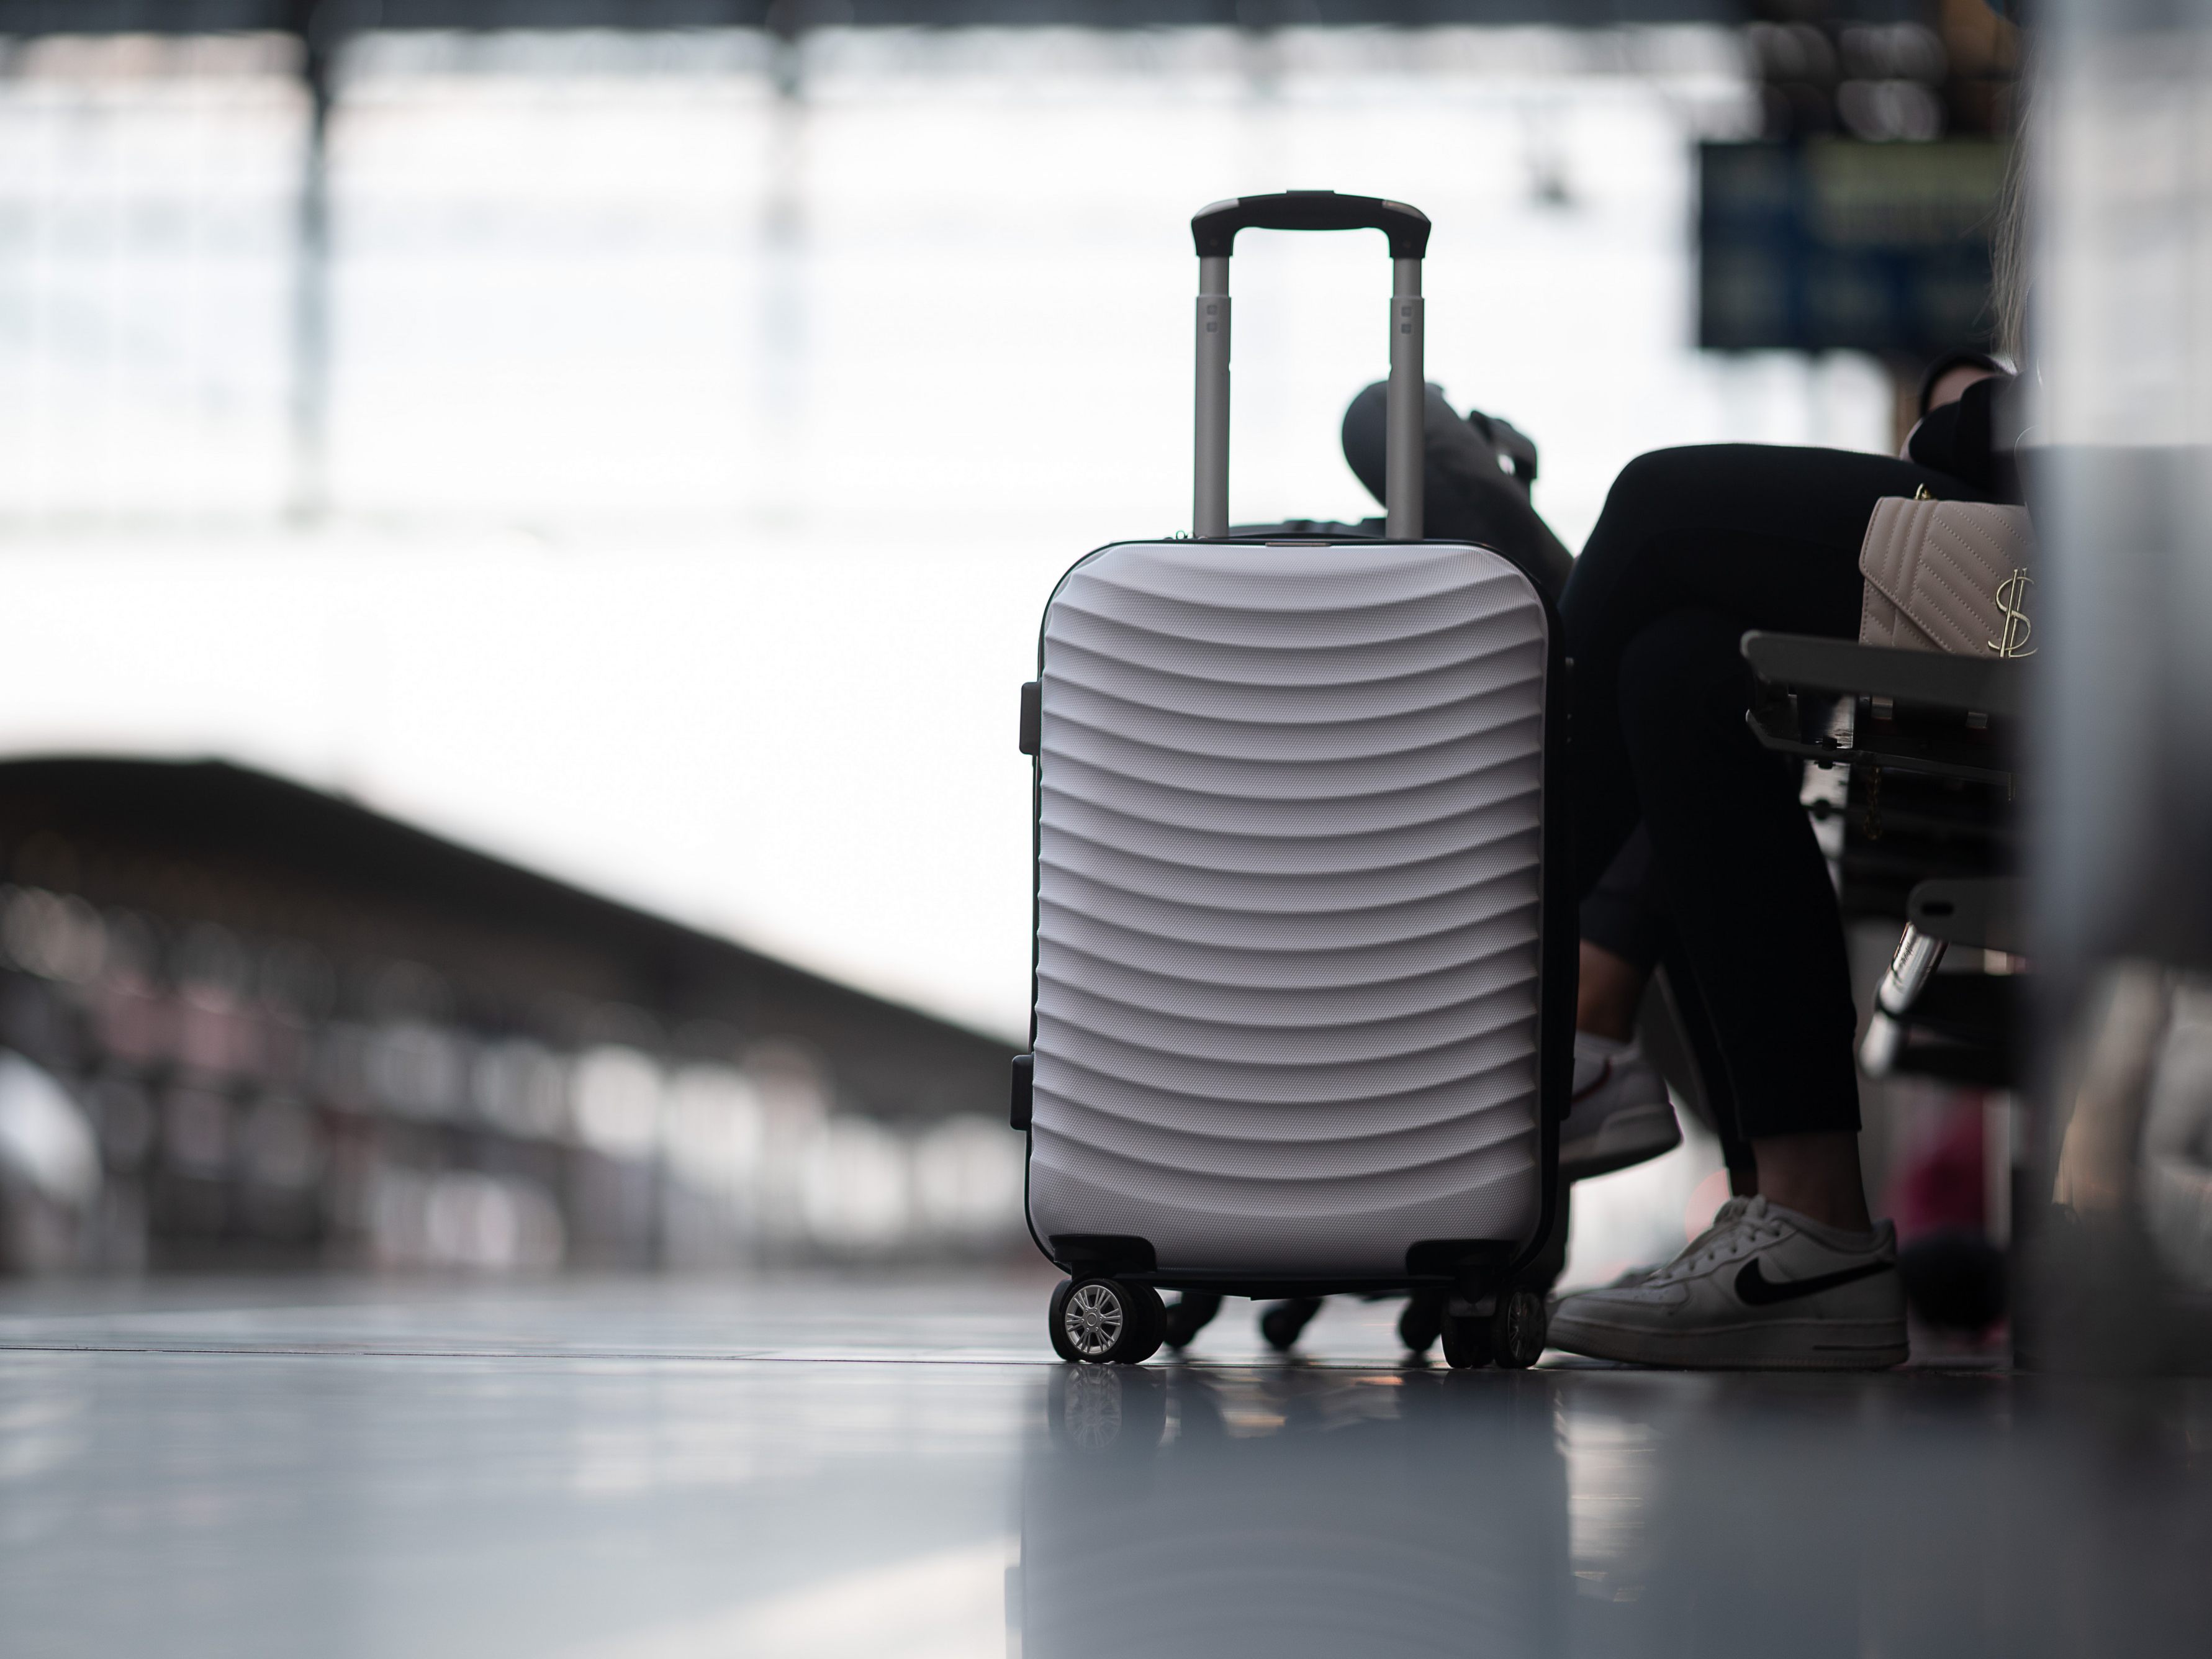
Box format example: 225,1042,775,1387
1561,445,1991,1140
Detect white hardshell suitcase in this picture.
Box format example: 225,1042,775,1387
1012,193,1573,1368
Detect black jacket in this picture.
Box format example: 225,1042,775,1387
1907,372,2025,503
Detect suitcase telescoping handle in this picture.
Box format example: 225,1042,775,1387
1190,191,1432,541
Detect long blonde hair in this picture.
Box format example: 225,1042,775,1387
1990,80,2033,364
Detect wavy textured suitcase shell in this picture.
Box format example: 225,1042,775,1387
1027,540,1548,1277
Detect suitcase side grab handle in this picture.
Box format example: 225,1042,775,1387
1190,190,1427,543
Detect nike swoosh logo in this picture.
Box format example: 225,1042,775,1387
1735,1258,1894,1306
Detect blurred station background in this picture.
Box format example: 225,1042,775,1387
0,0,2024,1290
0,755,1019,1271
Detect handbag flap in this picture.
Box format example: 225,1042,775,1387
1859,498,2037,656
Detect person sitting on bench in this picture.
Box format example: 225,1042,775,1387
1543,348,2022,1369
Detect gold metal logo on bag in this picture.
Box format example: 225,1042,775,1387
1988,569,2035,658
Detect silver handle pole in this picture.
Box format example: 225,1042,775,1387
1386,256,1424,540
1194,255,1231,538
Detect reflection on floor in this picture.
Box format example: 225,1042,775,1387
1,1275,2206,1658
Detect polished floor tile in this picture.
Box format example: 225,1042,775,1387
1,1276,2206,1658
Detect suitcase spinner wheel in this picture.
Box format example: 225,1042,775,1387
1050,1276,1166,1365
1258,1298,1323,1354
1161,1292,1222,1351
1398,1291,1447,1358
1440,1304,1493,1370
1493,1288,1549,1370
1438,1289,1548,1370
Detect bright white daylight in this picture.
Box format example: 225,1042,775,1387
0,24,1890,1047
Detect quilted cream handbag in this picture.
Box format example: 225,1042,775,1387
1858,493,2038,658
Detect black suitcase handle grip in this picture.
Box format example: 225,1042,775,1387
1191,191,1430,260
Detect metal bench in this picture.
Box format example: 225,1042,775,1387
1742,631,2028,1087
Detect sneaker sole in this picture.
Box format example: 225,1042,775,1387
1560,1103,1682,1183
1547,1309,1907,1371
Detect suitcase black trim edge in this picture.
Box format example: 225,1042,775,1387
1018,538,1573,1304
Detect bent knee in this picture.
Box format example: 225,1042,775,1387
1599,446,1743,522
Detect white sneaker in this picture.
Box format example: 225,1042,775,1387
1548,1196,1908,1370
1561,1033,1681,1181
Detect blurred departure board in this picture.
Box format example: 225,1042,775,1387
1699,140,2011,356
